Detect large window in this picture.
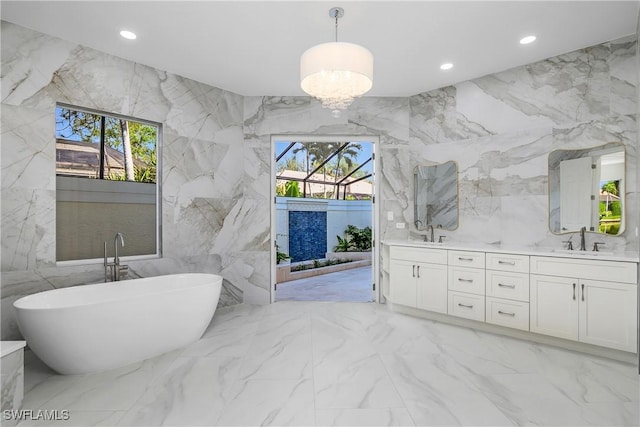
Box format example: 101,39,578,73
55,106,157,182
55,105,160,262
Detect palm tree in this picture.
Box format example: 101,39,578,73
308,142,338,198
292,142,313,195
277,155,303,173
119,120,135,181
332,143,362,198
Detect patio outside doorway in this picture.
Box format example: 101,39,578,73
270,137,379,303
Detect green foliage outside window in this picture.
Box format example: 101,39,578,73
55,106,158,183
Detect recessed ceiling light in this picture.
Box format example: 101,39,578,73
520,35,536,45
119,30,137,40
440,63,453,70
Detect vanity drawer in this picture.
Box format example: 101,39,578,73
486,270,529,302
448,250,485,269
530,256,637,284
390,246,447,265
448,291,485,321
485,297,529,331
448,266,485,295
486,253,529,273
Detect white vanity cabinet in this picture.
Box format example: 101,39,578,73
389,246,448,314
385,241,638,356
447,250,486,321
530,256,638,353
485,253,530,331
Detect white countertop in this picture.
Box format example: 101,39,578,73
1,341,26,358
382,240,640,262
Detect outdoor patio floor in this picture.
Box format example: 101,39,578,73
276,266,374,302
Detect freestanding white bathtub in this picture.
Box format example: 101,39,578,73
13,273,222,375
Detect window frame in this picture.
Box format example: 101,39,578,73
55,103,163,265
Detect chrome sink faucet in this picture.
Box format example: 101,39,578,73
563,236,574,250
104,232,128,282
424,224,434,243
579,226,587,251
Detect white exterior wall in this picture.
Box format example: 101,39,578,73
275,197,372,258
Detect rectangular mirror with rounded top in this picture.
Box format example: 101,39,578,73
548,142,625,235
414,161,459,231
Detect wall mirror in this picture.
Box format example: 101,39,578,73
548,142,625,235
414,161,459,231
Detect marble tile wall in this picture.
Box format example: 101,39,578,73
1,20,638,340
1,347,24,427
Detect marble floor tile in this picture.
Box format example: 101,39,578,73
238,307,313,380
315,408,416,426
530,346,640,404
215,379,315,426
18,301,639,427
314,353,405,410
200,303,265,338
116,356,242,426
468,372,623,426
380,352,514,426
238,330,313,381
366,313,444,356
181,325,255,359
30,349,181,412
580,401,640,427
17,410,124,427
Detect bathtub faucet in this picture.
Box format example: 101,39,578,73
104,232,128,282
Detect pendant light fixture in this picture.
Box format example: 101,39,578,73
300,7,373,117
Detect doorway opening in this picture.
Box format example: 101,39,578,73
270,136,379,303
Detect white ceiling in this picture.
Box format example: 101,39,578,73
2,1,638,97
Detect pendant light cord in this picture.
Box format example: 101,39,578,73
329,7,344,42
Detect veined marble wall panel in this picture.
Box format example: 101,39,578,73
1,106,56,191
1,23,75,108
1,188,56,272
471,44,610,127
609,36,638,117
0,21,249,339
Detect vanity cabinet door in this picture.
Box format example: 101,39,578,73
416,263,448,314
579,279,637,352
389,259,417,308
530,274,579,341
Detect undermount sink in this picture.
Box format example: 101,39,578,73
552,249,615,256
408,240,445,247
